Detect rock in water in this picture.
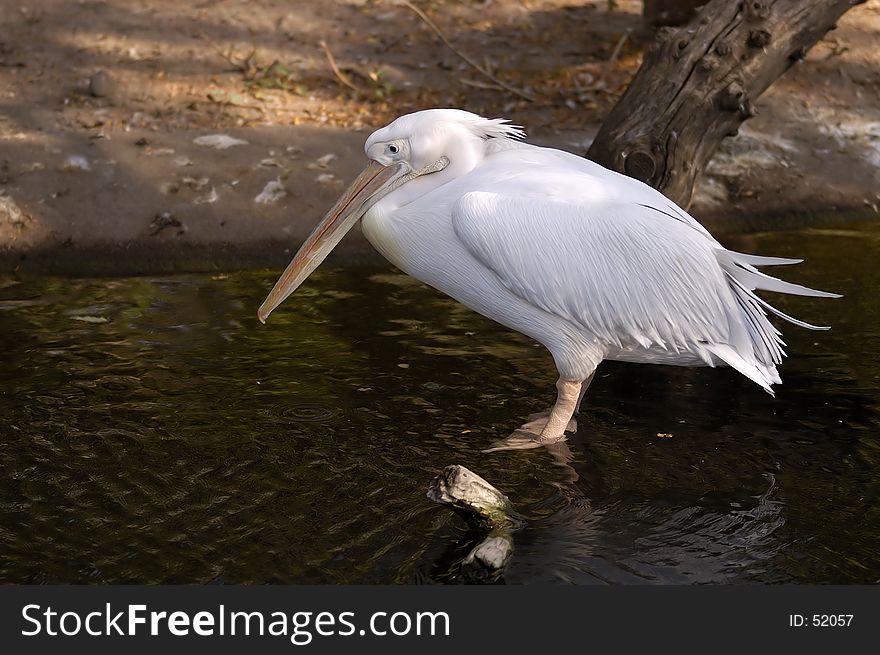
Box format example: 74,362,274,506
427,465,514,529
427,465,517,582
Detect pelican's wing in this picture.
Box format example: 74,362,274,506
451,190,835,392
452,191,733,353
489,143,719,241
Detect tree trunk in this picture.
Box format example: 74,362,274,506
587,0,866,208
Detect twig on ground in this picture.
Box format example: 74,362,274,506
319,40,364,93
460,78,505,92
398,0,535,102
607,32,629,66
594,31,630,90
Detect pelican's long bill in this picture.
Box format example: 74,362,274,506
257,160,406,323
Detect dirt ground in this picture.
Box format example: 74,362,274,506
1,0,879,274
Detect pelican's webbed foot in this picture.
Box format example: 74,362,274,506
482,411,577,453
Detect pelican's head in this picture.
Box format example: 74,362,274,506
257,109,524,323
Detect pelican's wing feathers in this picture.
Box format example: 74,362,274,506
453,191,734,354
450,168,837,392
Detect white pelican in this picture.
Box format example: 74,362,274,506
258,109,839,449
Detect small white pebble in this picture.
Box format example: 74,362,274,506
255,178,287,204
193,134,248,149
194,187,218,205
62,155,90,171
315,153,337,167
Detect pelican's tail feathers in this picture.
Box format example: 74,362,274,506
710,249,840,391
705,343,778,396
725,251,803,267
716,249,841,330
726,259,840,299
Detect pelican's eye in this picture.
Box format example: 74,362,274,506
375,140,407,162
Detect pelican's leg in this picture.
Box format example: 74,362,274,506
483,375,588,452
574,370,596,417
537,377,582,444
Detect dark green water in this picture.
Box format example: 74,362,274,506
2,221,878,584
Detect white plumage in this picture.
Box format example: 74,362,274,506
259,109,839,448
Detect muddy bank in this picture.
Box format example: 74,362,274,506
2,118,878,276
1,0,879,275
1,125,374,274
